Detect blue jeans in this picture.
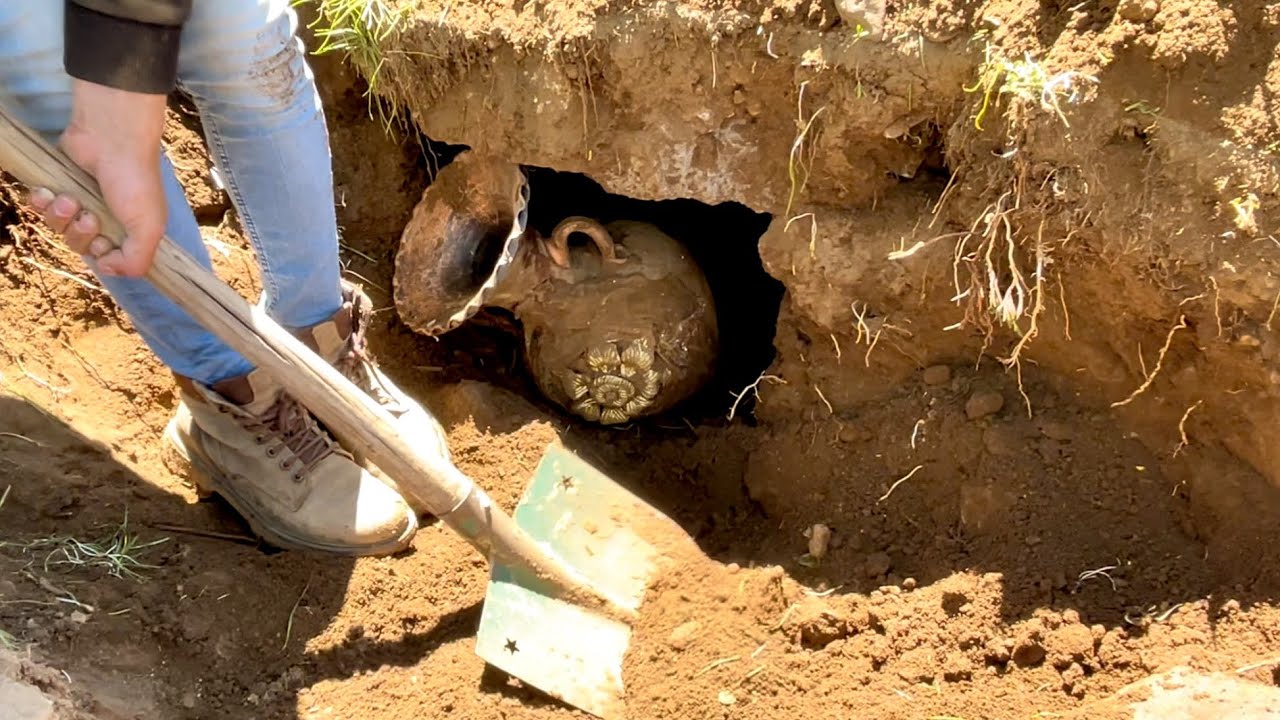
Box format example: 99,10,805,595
0,0,343,386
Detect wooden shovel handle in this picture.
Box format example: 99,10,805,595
0,104,623,614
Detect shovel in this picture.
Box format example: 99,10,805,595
0,104,684,719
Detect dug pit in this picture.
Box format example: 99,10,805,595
3,1,1280,719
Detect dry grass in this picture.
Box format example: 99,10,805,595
2,512,168,582
785,81,827,231
964,31,1098,132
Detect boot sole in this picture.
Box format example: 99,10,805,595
163,417,417,557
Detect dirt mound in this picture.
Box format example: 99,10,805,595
1,0,1280,719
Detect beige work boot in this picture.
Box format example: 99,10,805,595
163,369,418,556
295,282,452,513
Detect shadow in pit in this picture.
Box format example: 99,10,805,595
0,394,365,720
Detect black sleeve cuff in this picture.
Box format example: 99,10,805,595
64,2,182,94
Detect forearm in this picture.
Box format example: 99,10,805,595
63,0,193,94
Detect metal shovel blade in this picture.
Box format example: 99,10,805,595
475,442,668,719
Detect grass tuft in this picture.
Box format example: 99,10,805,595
300,0,410,129
3,512,168,582
964,31,1097,131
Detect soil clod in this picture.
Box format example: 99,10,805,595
923,365,953,386
863,552,893,578
668,621,703,651
966,391,1006,420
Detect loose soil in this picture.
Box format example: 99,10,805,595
4,1,1280,719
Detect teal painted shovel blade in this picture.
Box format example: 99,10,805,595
475,442,670,719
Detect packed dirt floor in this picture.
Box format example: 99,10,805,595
6,0,1280,719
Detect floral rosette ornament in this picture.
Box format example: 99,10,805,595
563,340,664,425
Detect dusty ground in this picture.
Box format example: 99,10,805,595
3,0,1280,719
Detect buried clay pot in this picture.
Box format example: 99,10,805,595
393,152,719,425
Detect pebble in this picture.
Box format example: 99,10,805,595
834,0,886,37
726,562,740,574
966,391,1005,420
923,365,952,385
1012,640,1046,667
717,690,737,705
667,620,703,651
1025,534,1042,547
864,552,893,578
1118,0,1160,22
808,524,832,559
902,577,918,590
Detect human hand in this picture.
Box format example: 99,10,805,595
26,79,168,277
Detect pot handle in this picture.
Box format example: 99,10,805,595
543,216,624,268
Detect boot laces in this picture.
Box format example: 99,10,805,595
333,294,398,409
240,394,336,482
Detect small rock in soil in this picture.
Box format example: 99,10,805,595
834,0,886,37
1012,639,1047,667
922,365,952,385
807,523,832,559
895,647,937,683
966,391,1005,420
864,552,893,578
667,620,702,650
1118,0,1160,22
